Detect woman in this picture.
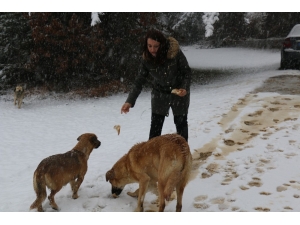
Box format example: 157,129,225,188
121,29,191,141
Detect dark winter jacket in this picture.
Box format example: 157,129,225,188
125,37,191,116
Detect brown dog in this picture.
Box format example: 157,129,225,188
106,133,192,212
30,133,101,212
14,85,25,109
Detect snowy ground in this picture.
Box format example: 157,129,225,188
1,46,300,222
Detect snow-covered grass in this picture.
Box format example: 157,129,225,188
1,46,300,223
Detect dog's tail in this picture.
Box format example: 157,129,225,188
163,171,180,201
29,171,47,211
162,136,192,201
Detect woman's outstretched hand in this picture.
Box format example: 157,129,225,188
177,89,187,97
121,102,132,114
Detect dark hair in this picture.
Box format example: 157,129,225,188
143,29,169,64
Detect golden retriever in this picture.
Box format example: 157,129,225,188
106,133,192,212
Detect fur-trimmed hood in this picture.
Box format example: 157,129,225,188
166,37,179,59
143,37,180,60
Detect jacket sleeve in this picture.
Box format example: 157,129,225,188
125,60,149,107
177,50,191,91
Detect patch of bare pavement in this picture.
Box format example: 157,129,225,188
254,75,300,95
189,74,300,211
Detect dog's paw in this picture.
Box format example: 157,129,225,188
37,206,44,212
134,206,144,212
127,189,139,198
112,193,119,198
72,193,79,199
127,192,138,198
49,202,59,211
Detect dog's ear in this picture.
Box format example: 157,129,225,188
91,135,98,144
14,87,16,92
106,169,114,182
77,135,82,141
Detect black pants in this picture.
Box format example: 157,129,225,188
149,113,188,142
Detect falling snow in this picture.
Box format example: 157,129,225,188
1,45,299,224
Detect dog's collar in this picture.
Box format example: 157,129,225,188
71,149,80,153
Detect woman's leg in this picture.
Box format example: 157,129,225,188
174,114,188,142
149,113,165,140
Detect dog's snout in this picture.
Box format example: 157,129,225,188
112,187,123,196
96,140,101,148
